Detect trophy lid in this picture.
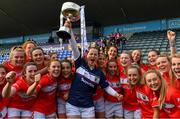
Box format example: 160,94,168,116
61,2,80,22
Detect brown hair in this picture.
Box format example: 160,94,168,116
21,62,37,79
0,64,7,73
106,59,119,76
22,39,37,50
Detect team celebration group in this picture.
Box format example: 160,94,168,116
0,21,180,119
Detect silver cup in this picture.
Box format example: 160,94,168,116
56,2,80,40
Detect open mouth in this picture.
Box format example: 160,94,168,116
150,84,158,90
130,79,137,84
173,69,180,78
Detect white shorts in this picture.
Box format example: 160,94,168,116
57,98,66,114
8,107,32,118
94,97,105,112
0,107,7,119
66,102,95,118
105,100,123,118
33,111,56,118
124,109,141,119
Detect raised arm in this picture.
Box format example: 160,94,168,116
26,73,41,96
2,71,16,97
167,30,176,56
64,20,80,60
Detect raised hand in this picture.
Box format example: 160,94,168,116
64,20,72,29
167,30,176,41
34,73,41,83
5,71,16,83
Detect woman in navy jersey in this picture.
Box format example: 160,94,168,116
64,20,123,118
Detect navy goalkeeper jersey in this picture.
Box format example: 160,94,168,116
68,57,109,107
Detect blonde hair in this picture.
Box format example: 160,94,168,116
9,45,25,60
127,64,143,87
170,53,180,88
144,70,167,109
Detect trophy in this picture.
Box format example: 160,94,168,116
56,2,80,40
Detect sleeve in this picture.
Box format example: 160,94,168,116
99,71,109,89
69,30,80,60
36,77,48,92
104,86,118,97
12,79,23,92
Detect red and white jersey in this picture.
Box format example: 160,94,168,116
119,65,140,110
33,74,57,115
164,82,180,118
0,79,8,111
135,85,153,118
135,85,168,118
57,75,74,101
148,90,169,118
104,73,121,102
9,77,37,110
3,61,23,76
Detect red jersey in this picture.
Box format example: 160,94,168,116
147,64,157,70
119,65,140,111
135,85,168,118
0,78,8,111
148,90,169,118
9,77,37,110
33,74,57,115
162,71,171,86
135,85,153,118
93,85,104,101
164,82,180,118
57,75,74,101
140,63,148,72
104,73,121,102
3,61,23,76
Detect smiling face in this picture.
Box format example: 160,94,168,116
148,51,158,66
120,53,132,68
86,48,98,68
25,43,36,57
171,57,180,79
61,61,72,78
127,68,140,86
107,61,118,75
25,65,38,84
31,49,44,65
145,72,162,91
11,50,25,67
48,60,61,78
98,53,106,68
108,46,117,60
132,50,141,63
156,56,170,73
